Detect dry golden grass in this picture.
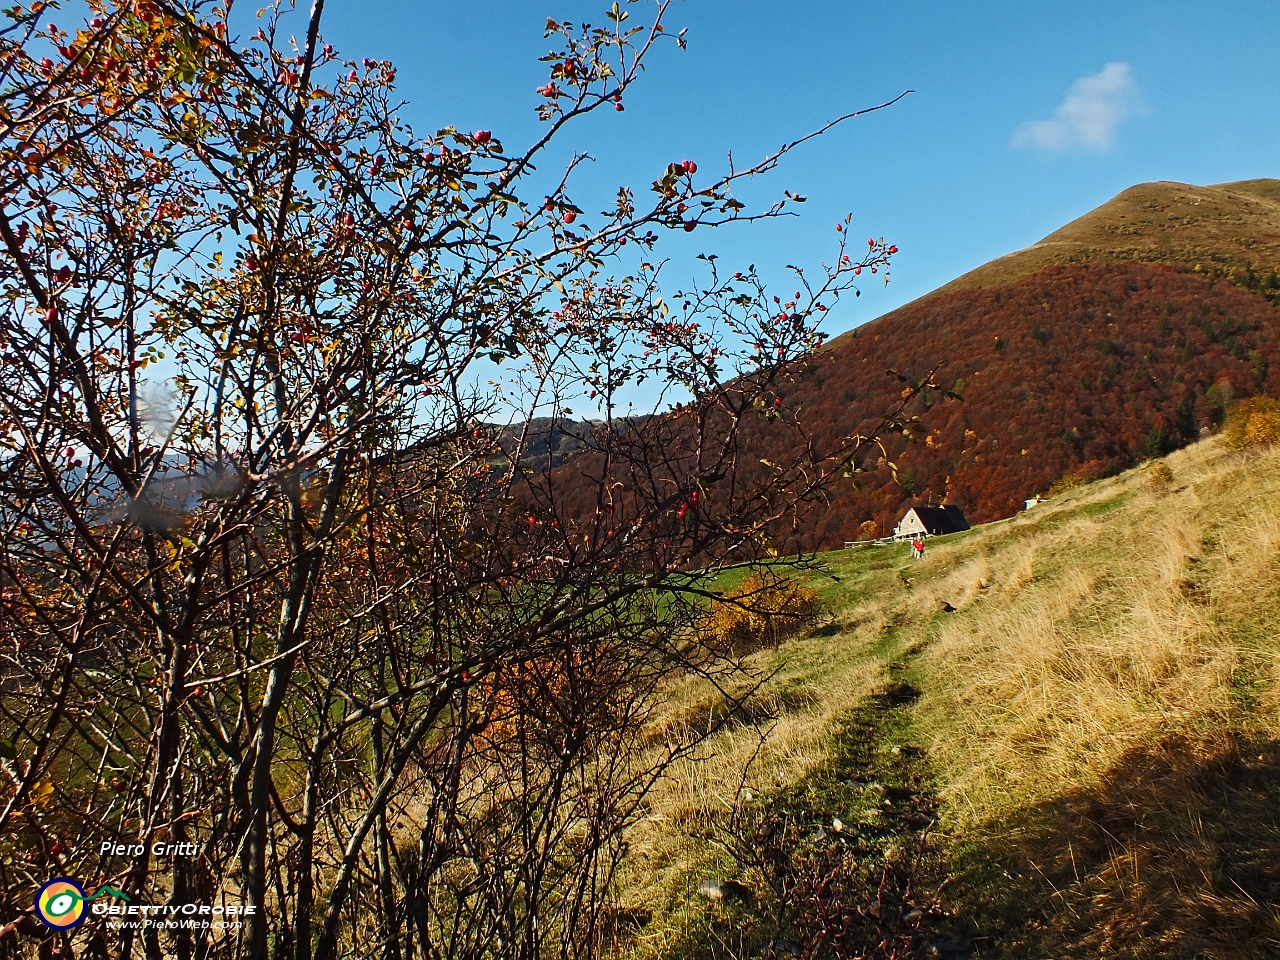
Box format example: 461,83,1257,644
621,627,883,855
614,434,1280,958
937,178,1280,296
921,438,1280,818
612,567,911,951
912,437,1280,957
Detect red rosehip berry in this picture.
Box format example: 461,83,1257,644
474,129,491,143
563,211,576,224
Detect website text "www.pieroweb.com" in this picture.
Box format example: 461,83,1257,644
91,902,254,931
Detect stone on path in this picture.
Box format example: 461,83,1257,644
697,877,752,903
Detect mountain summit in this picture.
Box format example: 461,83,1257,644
933,178,1280,299
769,179,1280,549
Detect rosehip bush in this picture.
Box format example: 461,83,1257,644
0,2,913,958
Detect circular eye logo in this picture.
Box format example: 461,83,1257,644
35,878,88,929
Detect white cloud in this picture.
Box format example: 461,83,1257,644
1012,63,1141,153
137,380,179,440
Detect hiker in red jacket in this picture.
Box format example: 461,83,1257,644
912,536,925,559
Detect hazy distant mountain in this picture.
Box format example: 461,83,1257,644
493,417,600,473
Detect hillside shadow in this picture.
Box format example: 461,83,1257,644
950,730,1280,959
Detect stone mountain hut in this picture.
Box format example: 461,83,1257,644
893,505,970,540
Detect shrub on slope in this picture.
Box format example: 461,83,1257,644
1224,395,1280,449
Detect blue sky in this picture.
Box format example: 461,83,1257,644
313,0,1280,341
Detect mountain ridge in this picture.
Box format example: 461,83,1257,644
545,179,1280,554
765,178,1280,549
828,178,1280,354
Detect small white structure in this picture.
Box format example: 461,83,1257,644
1025,495,1044,510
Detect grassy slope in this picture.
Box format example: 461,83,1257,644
825,178,1280,357
942,179,1280,295
917,178,1280,302
616,434,1280,959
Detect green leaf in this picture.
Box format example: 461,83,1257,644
0,740,15,761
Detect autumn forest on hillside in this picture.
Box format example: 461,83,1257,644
780,261,1280,548
545,260,1280,554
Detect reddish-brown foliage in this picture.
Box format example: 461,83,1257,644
546,263,1280,556
766,263,1280,549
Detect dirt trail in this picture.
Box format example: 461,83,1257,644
701,638,977,960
